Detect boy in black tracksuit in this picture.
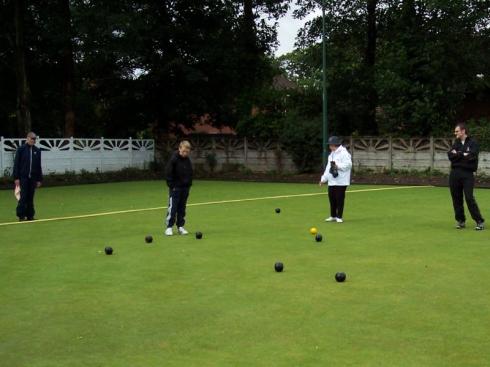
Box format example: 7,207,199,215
13,132,43,221
447,124,484,230
165,141,193,236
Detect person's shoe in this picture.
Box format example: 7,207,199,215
475,222,484,231
456,221,465,229
178,227,189,235
336,218,344,223
165,227,173,236
18,217,26,222
26,217,35,221
325,217,337,222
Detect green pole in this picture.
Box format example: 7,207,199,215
321,0,328,168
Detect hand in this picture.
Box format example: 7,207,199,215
463,152,469,156
36,182,42,188
319,181,323,187
14,179,20,187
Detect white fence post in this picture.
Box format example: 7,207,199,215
430,136,434,171
129,137,133,168
0,136,4,175
244,137,248,166
70,136,74,172
388,136,393,171
100,137,104,173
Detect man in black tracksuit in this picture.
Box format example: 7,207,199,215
13,132,43,221
165,140,193,236
447,123,484,230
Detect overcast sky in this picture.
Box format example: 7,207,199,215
274,6,322,56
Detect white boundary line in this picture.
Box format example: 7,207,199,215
0,185,432,227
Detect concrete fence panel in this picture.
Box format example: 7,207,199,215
3,135,489,177
167,135,489,175
0,137,154,177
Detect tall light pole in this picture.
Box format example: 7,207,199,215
321,0,328,168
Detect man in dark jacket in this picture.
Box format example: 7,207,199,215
447,123,484,230
165,140,193,236
13,132,43,221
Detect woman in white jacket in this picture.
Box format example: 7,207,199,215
319,136,352,223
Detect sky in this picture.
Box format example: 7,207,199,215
274,5,322,56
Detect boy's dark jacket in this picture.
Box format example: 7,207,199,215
166,152,193,189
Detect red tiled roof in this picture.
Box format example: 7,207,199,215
177,122,236,135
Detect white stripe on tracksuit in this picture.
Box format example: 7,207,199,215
165,196,173,227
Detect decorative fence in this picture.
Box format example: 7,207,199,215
160,136,297,174
3,135,489,177
162,136,490,175
0,137,154,177
345,136,490,174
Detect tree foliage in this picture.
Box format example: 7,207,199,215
281,0,490,136
1,0,489,145
0,0,289,137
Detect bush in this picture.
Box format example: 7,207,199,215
0,168,163,190
466,118,490,151
280,112,322,173
205,153,218,172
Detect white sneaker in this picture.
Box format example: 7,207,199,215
165,227,173,236
325,217,337,222
178,227,189,235
336,218,344,223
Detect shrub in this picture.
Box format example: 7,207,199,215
205,153,218,172
280,112,322,173
466,118,490,151
0,168,162,189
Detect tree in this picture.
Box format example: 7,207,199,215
68,0,290,136
287,0,490,136
0,0,17,137
0,0,291,137
14,0,32,134
60,0,75,137
364,0,378,134
291,0,382,135
376,0,490,135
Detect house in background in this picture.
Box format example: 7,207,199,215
177,114,236,136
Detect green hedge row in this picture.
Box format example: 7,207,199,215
0,168,164,190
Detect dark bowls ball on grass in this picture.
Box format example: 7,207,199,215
104,246,113,255
145,235,153,244
274,262,284,272
195,231,203,239
315,234,323,242
275,208,281,214
335,272,346,282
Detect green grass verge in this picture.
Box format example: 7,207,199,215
0,181,489,366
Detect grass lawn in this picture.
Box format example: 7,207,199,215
0,180,489,367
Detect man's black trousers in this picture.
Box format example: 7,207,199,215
17,178,37,220
165,187,190,228
328,185,347,219
449,168,484,223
